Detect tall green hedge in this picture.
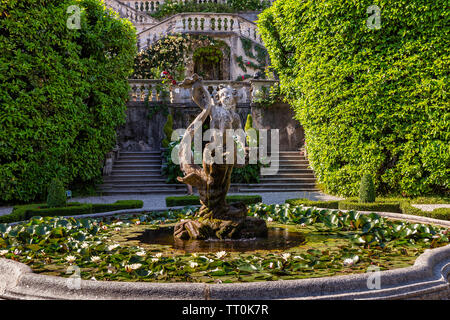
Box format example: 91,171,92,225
0,0,137,202
258,0,449,197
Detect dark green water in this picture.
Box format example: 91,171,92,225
129,226,306,253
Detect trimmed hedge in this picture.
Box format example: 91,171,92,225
285,197,450,220
0,200,144,223
258,0,449,197
166,195,262,207
285,198,339,209
0,0,137,202
338,200,402,213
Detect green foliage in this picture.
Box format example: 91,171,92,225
162,139,184,183
258,0,449,197
244,114,258,146
166,195,262,207
338,200,402,213
0,200,144,223
46,179,67,208
285,199,339,209
162,114,174,148
0,0,137,202
252,82,283,107
359,174,375,203
193,45,223,65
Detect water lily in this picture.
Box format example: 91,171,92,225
0,250,8,256
281,253,291,261
80,242,89,249
13,249,22,255
267,217,273,222
101,225,108,230
136,251,146,257
135,221,141,225
91,256,101,263
65,255,77,264
151,258,159,263
189,261,198,268
215,251,227,259
155,253,163,258
268,262,274,269
343,257,357,266
124,263,142,272
107,244,120,251
107,264,115,274
114,227,121,232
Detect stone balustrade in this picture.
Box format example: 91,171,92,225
104,0,157,31
129,79,256,104
138,12,263,50
124,0,275,13
249,79,277,100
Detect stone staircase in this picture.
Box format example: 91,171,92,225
236,151,318,192
99,151,186,195
99,150,317,195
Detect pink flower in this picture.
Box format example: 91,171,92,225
241,75,245,80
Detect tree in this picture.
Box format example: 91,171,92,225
0,0,137,202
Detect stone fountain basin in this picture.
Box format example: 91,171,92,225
0,210,449,300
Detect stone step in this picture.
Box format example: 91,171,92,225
233,182,317,189
114,160,161,165
113,169,162,174
119,151,161,156
100,183,185,189
260,177,316,183
119,155,162,161
100,189,187,195
113,164,162,170
102,178,167,184
107,174,164,179
239,187,318,193
260,173,315,178
275,167,314,172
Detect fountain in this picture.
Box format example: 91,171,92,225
173,74,268,240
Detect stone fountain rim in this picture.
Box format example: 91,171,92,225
0,207,449,300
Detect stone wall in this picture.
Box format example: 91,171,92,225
117,101,303,151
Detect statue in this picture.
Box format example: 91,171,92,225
173,75,268,240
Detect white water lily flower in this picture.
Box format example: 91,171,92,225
107,264,115,274
136,251,146,257
13,249,22,255
114,227,121,232
281,253,291,261
189,262,199,268
215,251,227,259
135,221,141,225
107,244,120,251
343,258,354,266
300,223,306,227
81,243,89,249
155,253,163,258
91,256,101,263
65,255,77,264
124,263,142,272
267,217,273,222
268,262,274,269
0,250,8,256
151,258,159,263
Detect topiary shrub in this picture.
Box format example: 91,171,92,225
359,174,375,203
258,0,449,197
244,114,259,146
162,114,174,148
0,0,136,202
46,179,67,208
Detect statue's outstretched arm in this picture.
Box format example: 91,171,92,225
179,74,211,110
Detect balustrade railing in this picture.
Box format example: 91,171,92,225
138,13,263,50
124,0,275,14
128,79,257,104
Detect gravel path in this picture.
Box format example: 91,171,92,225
0,191,343,217
412,204,450,212
2,193,448,217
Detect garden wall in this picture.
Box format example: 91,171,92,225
117,101,304,151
